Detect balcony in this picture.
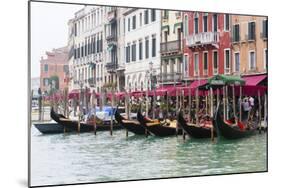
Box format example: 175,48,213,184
186,32,219,48
158,72,182,83
107,8,117,22
106,34,117,43
88,77,96,87
160,40,181,54
105,61,118,73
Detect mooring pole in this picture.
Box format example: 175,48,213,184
258,90,262,134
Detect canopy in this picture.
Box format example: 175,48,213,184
208,74,245,86
243,74,267,86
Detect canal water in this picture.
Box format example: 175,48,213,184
30,125,267,187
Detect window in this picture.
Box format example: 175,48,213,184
234,52,240,72
194,53,199,75
163,10,168,19
128,18,130,32
203,52,208,75
132,43,136,61
44,64,48,72
233,24,240,42
184,15,189,37
194,14,199,34
139,40,143,60
78,45,80,58
126,45,131,63
163,30,169,43
74,23,77,36
43,78,49,86
145,38,149,59
224,14,230,31
224,49,231,74
264,49,268,70
144,10,149,24
183,55,189,77
63,65,69,73
93,37,96,54
203,14,208,32
152,37,156,57
85,41,87,56
213,14,218,32
249,51,256,70
100,35,103,51
151,9,156,22
96,36,99,53
81,43,84,57
213,51,218,75
139,13,143,27
248,22,256,40
262,19,268,39
123,18,126,34
132,15,136,30
88,39,91,55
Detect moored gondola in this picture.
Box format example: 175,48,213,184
115,110,149,135
213,104,257,139
33,122,65,134
137,112,181,137
177,111,217,138
51,108,123,132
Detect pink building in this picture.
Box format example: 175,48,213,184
40,47,69,93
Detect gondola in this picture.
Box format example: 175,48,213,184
115,110,149,135
213,104,257,139
177,111,217,138
137,112,182,137
33,122,65,134
51,108,123,132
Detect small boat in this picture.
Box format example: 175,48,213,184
213,105,257,139
177,111,217,139
33,121,65,134
137,112,181,137
51,108,123,132
115,110,149,135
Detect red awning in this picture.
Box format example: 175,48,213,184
243,75,267,86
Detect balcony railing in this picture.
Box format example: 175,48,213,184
157,72,182,83
106,34,117,42
186,32,219,47
107,9,117,22
105,61,118,72
160,40,181,53
88,77,96,87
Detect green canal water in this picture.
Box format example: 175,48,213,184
30,125,267,187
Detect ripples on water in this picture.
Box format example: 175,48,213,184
30,126,267,187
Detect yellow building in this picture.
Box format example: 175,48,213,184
232,15,268,75
159,10,183,85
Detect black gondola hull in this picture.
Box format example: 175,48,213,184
115,110,147,135
51,108,123,133
33,123,65,134
214,107,257,139
137,112,181,137
177,112,217,139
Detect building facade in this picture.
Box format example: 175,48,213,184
182,12,232,80
231,15,268,75
123,8,161,91
69,6,105,93
40,47,69,94
104,7,126,92
159,10,183,85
